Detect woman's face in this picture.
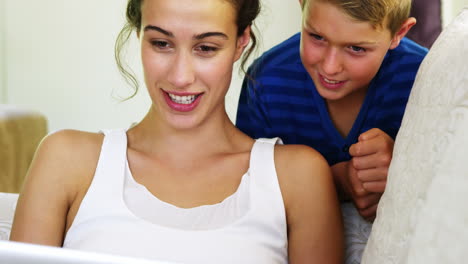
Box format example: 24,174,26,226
139,0,249,130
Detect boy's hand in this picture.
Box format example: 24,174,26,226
347,163,381,221
349,128,394,191
348,128,394,219
331,160,380,221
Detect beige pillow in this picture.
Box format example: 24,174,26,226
362,8,468,264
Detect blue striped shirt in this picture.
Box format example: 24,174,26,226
236,33,427,165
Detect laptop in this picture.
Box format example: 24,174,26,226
0,240,178,264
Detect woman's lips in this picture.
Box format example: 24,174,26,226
163,90,204,112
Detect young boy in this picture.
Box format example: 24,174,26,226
236,0,428,220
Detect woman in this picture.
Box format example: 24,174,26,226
10,0,343,263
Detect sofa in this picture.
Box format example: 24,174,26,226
0,192,17,241
0,7,466,264
361,7,468,263
0,104,48,193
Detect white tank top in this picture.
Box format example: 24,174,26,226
63,129,288,263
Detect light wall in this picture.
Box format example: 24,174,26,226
4,0,149,132
0,0,5,103
442,0,468,26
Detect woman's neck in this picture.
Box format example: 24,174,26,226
126,108,251,163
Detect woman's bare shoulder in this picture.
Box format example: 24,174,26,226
39,129,103,161
32,129,104,183
274,144,330,177
41,129,103,148
273,143,334,205
10,130,105,245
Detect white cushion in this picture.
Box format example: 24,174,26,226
362,8,468,263
0,193,19,240
341,203,372,264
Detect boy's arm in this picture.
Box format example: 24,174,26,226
346,128,394,220
331,161,381,221
330,161,353,201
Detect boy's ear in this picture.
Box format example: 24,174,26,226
390,17,416,49
234,26,251,62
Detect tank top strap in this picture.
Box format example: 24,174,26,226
74,129,128,219
248,137,283,186
246,137,288,254
96,129,128,187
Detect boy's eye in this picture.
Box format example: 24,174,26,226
350,46,366,53
309,33,324,41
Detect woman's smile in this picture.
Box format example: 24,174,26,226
162,89,204,112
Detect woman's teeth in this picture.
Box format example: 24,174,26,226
168,93,197,104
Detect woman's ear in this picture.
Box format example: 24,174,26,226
234,26,251,62
390,17,416,49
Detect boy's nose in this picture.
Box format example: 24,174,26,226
321,48,343,76
167,52,195,88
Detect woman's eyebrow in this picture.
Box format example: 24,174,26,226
144,25,174,37
143,25,228,40
194,32,228,40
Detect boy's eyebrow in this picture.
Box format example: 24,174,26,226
305,23,378,46
143,25,228,40
348,40,378,46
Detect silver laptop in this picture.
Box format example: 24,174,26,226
0,241,178,264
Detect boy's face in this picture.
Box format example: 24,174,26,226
300,0,394,102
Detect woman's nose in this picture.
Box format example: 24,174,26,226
167,51,195,88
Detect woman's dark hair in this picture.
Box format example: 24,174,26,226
115,0,261,99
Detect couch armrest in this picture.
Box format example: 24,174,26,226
0,104,47,193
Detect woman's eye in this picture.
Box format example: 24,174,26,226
196,45,218,54
350,46,366,53
151,40,170,49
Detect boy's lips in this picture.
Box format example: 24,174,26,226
318,74,346,90
323,76,342,84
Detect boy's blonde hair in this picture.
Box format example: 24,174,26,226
301,0,411,36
